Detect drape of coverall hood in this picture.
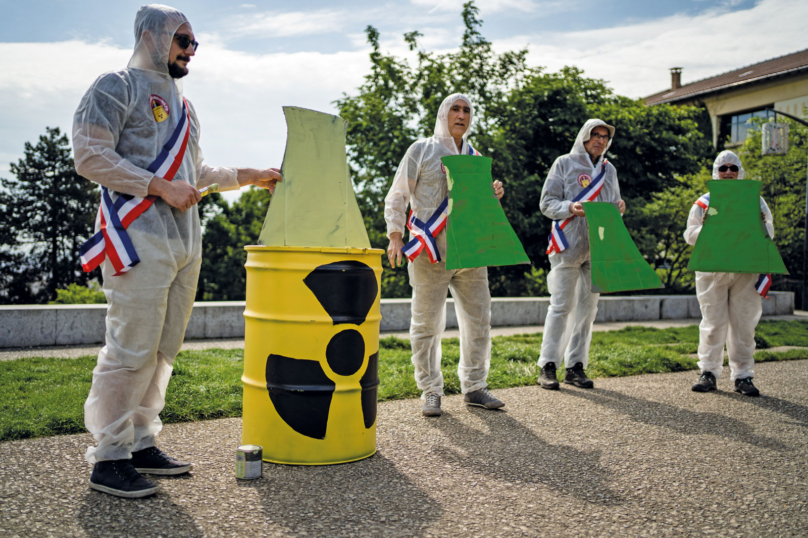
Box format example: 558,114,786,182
74,4,240,463
684,151,772,381
384,93,492,397
538,119,621,369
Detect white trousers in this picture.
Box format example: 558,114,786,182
696,272,761,381
538,258,599,369
84,252,200,463
408,252,491,397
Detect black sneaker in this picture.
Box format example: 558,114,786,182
89,460,158,499
538,363,560,390
564,362,594,389
692,371,717,392
131,446,193,476
734,377,760,397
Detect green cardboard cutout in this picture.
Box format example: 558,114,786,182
688,180,787,274
259,107,370,248
585,202,664,293
441,155,530,270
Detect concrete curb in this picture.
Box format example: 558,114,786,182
0,292,795,349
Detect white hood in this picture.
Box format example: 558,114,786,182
433,93,473,154
712,150,746,179
571,118,615,158
128,4,190,76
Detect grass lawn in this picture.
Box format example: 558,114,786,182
2,319,806,442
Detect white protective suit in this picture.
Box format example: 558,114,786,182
384,93,491,397
684,150,774,381
73,5,240,463
538,119,622,369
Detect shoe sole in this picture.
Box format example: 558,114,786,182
465,401,505,409
692,386,716,392
564,381,594,389
134,464,192,476
539,380,560,390
734,389,760,397
89,481,158,498
422,411,443,417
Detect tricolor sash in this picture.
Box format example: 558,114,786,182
402,143,481,264
80,98,191,276
692,193,771,297
546,160,608,255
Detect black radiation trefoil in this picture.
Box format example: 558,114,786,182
265,260,380,439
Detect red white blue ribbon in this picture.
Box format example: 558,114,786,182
546,160,608,255
80,98,191,276
692,193,771,297
403,197,449,263
403,143,481,264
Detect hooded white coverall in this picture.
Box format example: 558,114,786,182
684,150,774,381
73,5,241,463
384,93,491,397
538,119,622,369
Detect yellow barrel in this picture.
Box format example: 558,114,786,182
242,246,384,465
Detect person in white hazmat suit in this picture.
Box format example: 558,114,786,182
685,150,773,397
537,120,625,390
73,5,281,498
385,94,506,417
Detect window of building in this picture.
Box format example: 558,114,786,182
720,107,774,145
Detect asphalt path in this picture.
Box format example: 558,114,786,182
1,360,806,537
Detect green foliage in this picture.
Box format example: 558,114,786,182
335,2,714,297
739,118,807,305
0,127,100,304
197,187,272,300
50,282,106,304
3,320,806,442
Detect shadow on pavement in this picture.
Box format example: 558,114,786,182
430,409,623,506
76,480,204,537
714,391,808,428
564,387,788,450
246,452,440,537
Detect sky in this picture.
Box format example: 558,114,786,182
0,0,806,203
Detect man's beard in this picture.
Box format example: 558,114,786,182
168,56,190,79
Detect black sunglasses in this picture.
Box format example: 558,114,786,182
718,165,739,172
174,34,199,52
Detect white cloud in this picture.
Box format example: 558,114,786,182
409,0,541,14
224,9,361,38
494,0,808,98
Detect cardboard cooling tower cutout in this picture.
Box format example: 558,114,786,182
259,107,370,248
440,155,529,270
265,260,379,439
688,180,787,274
585,202,663,293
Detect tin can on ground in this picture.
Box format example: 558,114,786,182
235,445,263,479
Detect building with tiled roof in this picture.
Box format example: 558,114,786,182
644,49,808,148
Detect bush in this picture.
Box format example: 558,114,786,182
49,282,105,304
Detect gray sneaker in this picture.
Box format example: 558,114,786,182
422,393,443,417
464,388,505,409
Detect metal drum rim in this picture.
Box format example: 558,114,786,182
245,245,385,255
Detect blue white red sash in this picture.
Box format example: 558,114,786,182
692,193,771,297
403,143,480,263
546,160,608,255
80,98,191,276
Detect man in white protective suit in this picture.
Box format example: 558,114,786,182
73,5,281,498
385,93,506,417
685,150,774,397
537,119,625,390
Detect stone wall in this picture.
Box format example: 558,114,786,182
0,292,795,348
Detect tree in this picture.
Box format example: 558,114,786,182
740,118,807,307
197,187,272,301
0,127,99,304
336,1,714,297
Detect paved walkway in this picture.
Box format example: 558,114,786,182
1,360,807,537
2,312,806,361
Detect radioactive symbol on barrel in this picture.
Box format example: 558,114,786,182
265,260,380,440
